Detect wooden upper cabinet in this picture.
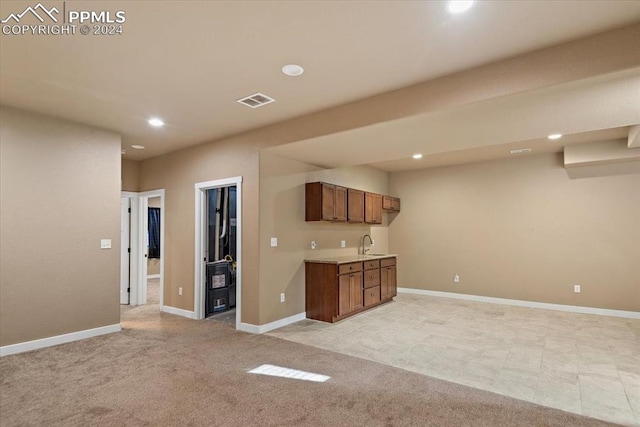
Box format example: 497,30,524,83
307,182,399,223
321,184,335,220
347,189,364,223
382,196,401,212
364,192,382,224
306,182,347,222
334,185,347,221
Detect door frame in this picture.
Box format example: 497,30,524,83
120,196,131,304
121,191,139,305
194,176,242,328
136,189,165,307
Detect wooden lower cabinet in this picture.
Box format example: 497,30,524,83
381,257,397,300
305,257,397,322
338,271,363,316
381,266,397,299
364,286,381,307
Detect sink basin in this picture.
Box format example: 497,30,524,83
364,253,389,257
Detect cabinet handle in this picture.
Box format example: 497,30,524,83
370,275,374,279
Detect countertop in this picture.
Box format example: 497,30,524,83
304,254,397,265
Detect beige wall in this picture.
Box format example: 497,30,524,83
0,107,121,346
258,152,390,324
139,135,261,323
121,159,140,192
389,152,640,312
137,25,640,326
147,196,161,276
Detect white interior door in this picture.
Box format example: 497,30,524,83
120,197,131,304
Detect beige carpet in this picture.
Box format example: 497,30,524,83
0,303,617,426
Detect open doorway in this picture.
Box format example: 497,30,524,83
146,196,162,305
204,187,237,321
135,189,165,307
194,177,242,329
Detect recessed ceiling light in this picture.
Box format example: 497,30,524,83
547,133,563,140
412,153,423,159
510,148,532,154
447,0,475,14
282,64,304,77
148,118,164,127
131,145,145,150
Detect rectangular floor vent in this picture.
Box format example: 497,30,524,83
236,92,275,109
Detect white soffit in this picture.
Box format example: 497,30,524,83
629,125,640,148
266,69,640,171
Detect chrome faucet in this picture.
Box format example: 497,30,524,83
361,234,374,255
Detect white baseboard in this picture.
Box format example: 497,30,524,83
0,324,121,357
238,312,307,334
397,288,640,319
161,305,197,320
147,274,161,279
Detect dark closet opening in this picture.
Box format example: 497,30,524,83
205,186,237,317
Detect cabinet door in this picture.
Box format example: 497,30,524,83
338,274,351,316
389,265,397,297
382,196,393,210
339,272,363,315
334,186,347,221
381,266,397,300
373,194,382,223
381,267,389,300
347,189,364,223
321,184,336,221
350,271,363,311
382,196,401,212
365,192,382,224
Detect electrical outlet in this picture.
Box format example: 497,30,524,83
574,284,581,293
311,241,317,249
453,274,460,283
341,240,346,248
179,287,183,296
100,239,111,249
270,237,278,247
280,293,285,303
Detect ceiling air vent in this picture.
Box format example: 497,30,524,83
510,148,532,154
236,92,275,109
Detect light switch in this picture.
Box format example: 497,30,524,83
101,239,112,249
270,237,278,247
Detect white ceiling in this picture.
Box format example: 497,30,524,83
1,0,639,162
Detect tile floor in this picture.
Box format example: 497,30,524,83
267,293,640,426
